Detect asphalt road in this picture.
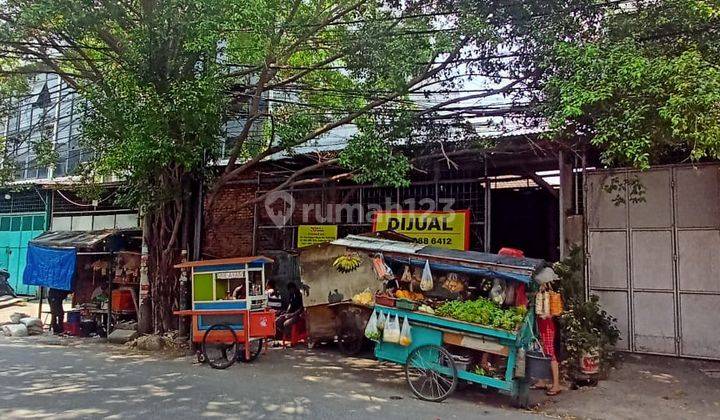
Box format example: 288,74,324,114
0,336,544,420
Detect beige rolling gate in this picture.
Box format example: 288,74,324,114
585,163,720,359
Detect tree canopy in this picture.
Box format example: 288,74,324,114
541,0,720,169
0,0,593,330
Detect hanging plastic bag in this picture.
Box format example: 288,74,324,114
548,287,564,316
490,279,507,305
535,290,546,316
364,311,380,341
372,254,395,280
420,260,434,291
400,265,413,283
383,314,401,343
377,311,386,331
399,316,412,346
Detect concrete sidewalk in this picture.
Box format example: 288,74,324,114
537,353,720,419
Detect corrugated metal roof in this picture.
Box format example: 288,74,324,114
331,235,426,254
30,230,121,249
418,247,545,273
175,256,274,269
331,235,549,283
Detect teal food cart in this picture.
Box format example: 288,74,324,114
374,303,535,406
360,245,543,407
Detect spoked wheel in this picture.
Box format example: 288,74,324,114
405,344,458,402
338,327,363,355
239,338,264,363
202,324,239,370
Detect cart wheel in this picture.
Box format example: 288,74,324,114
239,338,263,363
405,345,458,402
202,324,239,370
338,327,363,356
196,351,207,364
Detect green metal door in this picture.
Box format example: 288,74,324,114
0,213,46,296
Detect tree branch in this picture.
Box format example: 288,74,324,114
267,52,345,89
224,64,277,171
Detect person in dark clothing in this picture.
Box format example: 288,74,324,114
275,282,304,339
48,288,70,334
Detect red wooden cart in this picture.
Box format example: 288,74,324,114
174,256,276,369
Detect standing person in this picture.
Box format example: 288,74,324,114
48,288,70,334
532,267,563,396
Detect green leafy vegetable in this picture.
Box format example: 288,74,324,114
435,298,527,331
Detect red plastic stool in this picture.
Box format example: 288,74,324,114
283,316,307,348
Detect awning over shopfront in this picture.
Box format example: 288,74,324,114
332,235,548,284
22,229,140,291
29,229,119,249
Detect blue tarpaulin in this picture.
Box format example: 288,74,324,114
23,244,77,291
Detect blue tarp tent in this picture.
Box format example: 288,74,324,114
22,244,77,291
22,230,125,292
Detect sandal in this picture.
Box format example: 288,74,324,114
530,384,549,390
546,388,562,396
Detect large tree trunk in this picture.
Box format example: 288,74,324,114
144,172,198,334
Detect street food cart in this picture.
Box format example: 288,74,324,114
174,256,276,369
325,235,545,407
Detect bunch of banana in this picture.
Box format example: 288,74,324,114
333,253,362,273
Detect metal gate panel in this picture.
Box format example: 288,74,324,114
588,231,628,289
0,213,46,296
586,172,627,229
594,290,631,351
677,230,720,292
674,166,720,228
680,294,720,358
629,169,672,228
588,163,720,360
632,292,677,354
631,230,674,290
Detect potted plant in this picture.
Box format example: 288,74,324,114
554,248,620,382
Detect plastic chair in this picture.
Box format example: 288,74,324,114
282,315,307,348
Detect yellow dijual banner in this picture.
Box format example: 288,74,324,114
372,210,470,250
297,225,338,248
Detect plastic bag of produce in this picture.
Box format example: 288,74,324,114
377,311,386,331
399,317,412,346
490,279,507,305
401,265,413,283
364,311,380,341
420,260,433,291
383,314,401,343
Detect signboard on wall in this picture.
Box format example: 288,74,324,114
297,225,338,248
372,210,470,250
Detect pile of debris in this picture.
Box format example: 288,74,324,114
125,331,189,354
2,312,44,336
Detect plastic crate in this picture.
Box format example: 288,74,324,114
112,289,135,312
395,299,418,311
64,322,80,336
375,294,396,307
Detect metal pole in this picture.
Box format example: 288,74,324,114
37,287,44,319
178,250,189,338
483,153,491,252
107,252,114,337
137,221,152,334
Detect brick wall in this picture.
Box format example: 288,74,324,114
202,182,258,258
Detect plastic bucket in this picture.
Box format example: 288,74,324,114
526,350,552,381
